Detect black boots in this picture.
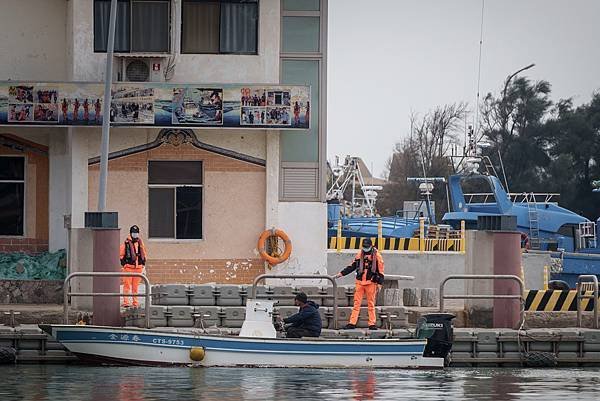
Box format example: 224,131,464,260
342,324,378,330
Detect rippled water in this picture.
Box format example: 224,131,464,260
2,365,600,401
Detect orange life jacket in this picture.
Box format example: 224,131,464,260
120,237,146,268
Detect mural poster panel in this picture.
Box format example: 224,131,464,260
0,82,310,130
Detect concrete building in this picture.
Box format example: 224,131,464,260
0,0,328,284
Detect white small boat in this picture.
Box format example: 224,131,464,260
41,300,450,368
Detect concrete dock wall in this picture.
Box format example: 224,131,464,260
327,248,547,298
327,251,467,295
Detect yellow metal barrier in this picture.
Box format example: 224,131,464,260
328,237,462,252
419,218,425,252
460,220,466,253
329,219,466,252
336,219,342,253
377,219,383,250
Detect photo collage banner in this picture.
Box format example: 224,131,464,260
0,82,311,130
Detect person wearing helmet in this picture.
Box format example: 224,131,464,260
334,238,384,330
119,225,147,308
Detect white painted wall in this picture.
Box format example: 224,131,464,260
276,202,328,280
0,0,67,81
70,0,280,83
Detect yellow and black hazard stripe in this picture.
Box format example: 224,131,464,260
525,289,597,312
327,237,461,251
423,239,461,252
328,236,420,250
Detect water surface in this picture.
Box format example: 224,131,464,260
1,365,599,401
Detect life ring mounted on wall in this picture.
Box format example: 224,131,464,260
257,228,292,267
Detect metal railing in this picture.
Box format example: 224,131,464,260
251,274,339,329
462,192,559,204
63,272,151,328
439,274,525,328
576,275,599,329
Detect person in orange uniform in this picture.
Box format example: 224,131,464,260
335,238,384,330
119,225,147,308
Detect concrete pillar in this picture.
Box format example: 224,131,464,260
48,130,68,251
67,128,89,229
465,230,523,328
265,130,279,229
48,129,89,252
465,231,494,326
70,228,94,311
492,232,522,329
92,228,121,326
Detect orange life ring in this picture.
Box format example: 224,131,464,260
257,228,292,266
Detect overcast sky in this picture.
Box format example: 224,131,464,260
327,0,600,177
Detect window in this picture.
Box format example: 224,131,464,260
181,0,258,54
148,161,203,239
94,0,171,53
0,156,25,236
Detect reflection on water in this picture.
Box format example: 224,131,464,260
1,365,600,401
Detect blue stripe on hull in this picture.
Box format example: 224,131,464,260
56,329,425,355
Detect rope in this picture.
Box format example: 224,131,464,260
516,306,559,367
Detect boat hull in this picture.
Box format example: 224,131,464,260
41,325,443,369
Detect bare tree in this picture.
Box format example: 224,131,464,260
410,102,468,174
379,102,468,218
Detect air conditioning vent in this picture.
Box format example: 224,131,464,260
126,59,150,82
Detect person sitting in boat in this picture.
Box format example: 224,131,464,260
281,292,322,338
334,238,384,330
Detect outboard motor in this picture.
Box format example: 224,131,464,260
416,313,455,365
548,280,571,291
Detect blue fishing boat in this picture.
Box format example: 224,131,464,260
40,300,452,368
327,152,600,287
441,171,600,287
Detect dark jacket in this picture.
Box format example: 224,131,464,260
283,301,322,336
340,249,385,284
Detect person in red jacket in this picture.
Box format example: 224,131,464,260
335,238,384,330
119,225,147,308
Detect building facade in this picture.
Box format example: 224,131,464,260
0,0,328,284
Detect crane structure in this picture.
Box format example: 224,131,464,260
327,156,382,217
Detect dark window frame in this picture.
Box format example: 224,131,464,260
180,0,259,55
0,155,25,237
148,160,204,240
93,0,172,54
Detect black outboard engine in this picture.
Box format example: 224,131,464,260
416,313,455,365
548,280,570,291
